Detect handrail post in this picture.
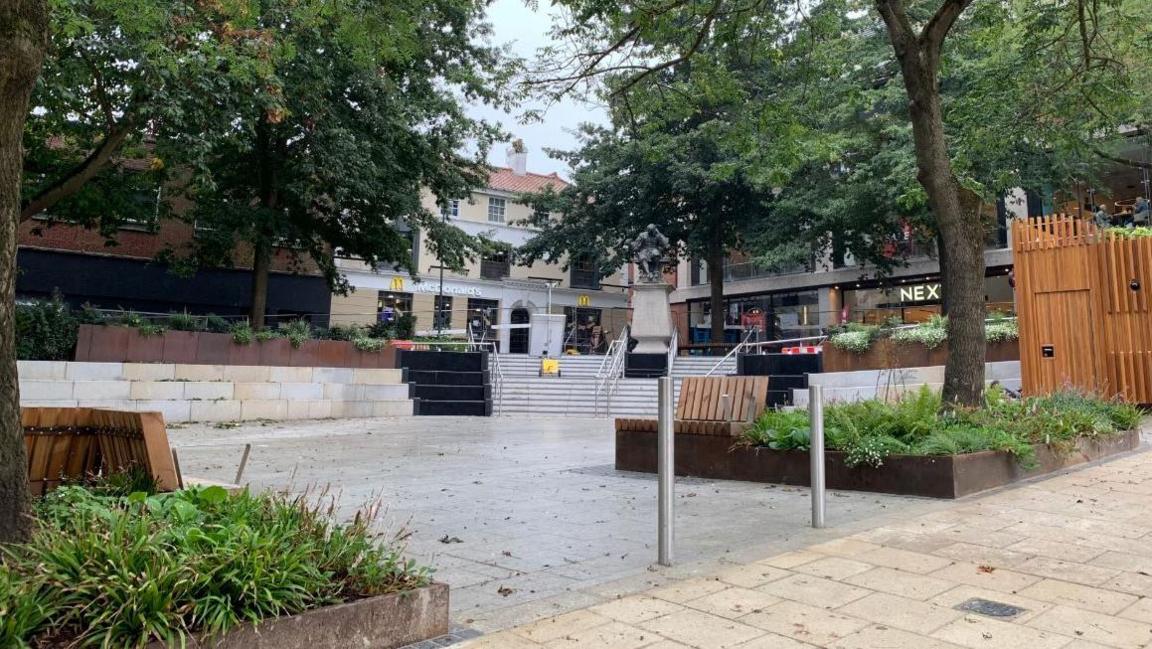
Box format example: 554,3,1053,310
657,375,674,565
809,384,826,529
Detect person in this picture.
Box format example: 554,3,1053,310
1093,204,1111,228
1133,197,1150,227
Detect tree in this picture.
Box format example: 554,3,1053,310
532,0,1149,405
163,0,511,328
1,0,49,543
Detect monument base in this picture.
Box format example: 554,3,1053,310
625,353,668,378
631,282,674,354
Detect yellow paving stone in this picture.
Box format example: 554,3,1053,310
1091,552,1152,574
1027,604,1152,649
1118,597,1152,625
857,546,954,574
1008,538,1108,563
806,538,882,558
458,631,544,648
932,542,1034,569
755,551,823,570
647,578,731,604
685,587,782,620
793,556,876,581
932,614,1073,649
732,633,817,649
928,584,1054,623
1018,579,1140,615
713,564,794,589
740,600,869,646
929,561,1043,593
542,621,656,649
1015,557,1123,587
588,596,687,625
844,566,955,601
829,624,968,649
1104,571,1152,599
756,573,872,609
836,591,964,634
638,608,767,648
511,609,614,643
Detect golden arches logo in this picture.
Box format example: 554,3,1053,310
390,277,405,291
577,295,591,307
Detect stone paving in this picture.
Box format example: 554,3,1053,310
168,416,956,631
458,438,1152,649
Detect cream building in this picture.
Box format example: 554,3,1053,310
331,148,629,353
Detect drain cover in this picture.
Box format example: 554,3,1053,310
955,597,1027,618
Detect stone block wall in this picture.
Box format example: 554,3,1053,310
18,361,413,423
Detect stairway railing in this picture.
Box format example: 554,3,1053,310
594,325,630,417
705,327,758,377
666,328,678,377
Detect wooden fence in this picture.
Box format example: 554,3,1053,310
1012,215,1152,403
22,408,179,495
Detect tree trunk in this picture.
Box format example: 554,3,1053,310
249,242,271,330
935,229,951,317
877,0,984,406
707,230,725,357
0,0,49,543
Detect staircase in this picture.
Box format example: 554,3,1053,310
492,353,736,417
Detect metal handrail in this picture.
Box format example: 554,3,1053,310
666,328,678,377
594,325,629,417
704,327,758,377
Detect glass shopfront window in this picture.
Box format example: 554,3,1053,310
377,291,413,322
563,307,605,354
841,273,1014,325
687,290,821,343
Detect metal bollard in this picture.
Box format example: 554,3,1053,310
809,384,826,528
657,375,675,566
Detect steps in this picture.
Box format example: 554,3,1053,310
792,361,1022,406
491,353,735,417
398,351,493,416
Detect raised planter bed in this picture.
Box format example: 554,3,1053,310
822,338,1019,373
74,324,397,369
144,583,448,649
615,428,1139,498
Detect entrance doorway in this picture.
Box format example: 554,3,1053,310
509,308,530,354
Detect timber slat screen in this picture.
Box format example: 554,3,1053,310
1012,215,1152,404
22,408,179,495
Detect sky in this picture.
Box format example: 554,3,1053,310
468,0,608,179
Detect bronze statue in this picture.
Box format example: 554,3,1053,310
631,223,669,283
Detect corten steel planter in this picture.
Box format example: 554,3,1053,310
143,583,448,649
616,428,1139,499
822,339,1020,373
75,325,397,369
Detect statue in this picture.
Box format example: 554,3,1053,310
631,223,669,283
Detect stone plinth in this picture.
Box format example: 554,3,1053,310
631,282,674,354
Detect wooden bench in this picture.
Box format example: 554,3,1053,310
615,376,770,437
22,407,180,495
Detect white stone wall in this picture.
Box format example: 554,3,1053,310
18,361,413,423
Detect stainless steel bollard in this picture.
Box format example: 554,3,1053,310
657,375,675,566
809,384,826,528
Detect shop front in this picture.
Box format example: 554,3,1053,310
839,269,1014,325
685,289,823,345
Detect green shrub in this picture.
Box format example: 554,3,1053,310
230,323,254,345
7,486,430,648
890,315,948,349
352,336,387,352
320,325,362,341
137,321,167,337
254,328,281,343
743,386,1135,469
74,304,107,325
205,314,234,334
15,294,78,361
828,323,880,354
167,310,201,331
281,320,312,348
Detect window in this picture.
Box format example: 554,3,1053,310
121,186,162,231
570,256,600,289
377,291,413,322
434,295,453,329
440,200,459,219
467,298,499,340
487,197,506,223
480,251,511,280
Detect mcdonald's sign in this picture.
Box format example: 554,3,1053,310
389,277,405,291
577,294,591,307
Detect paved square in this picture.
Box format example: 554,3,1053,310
170,416,950,630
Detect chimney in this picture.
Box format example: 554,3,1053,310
507,138,527,176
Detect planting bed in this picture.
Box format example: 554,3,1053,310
616,428,1140,498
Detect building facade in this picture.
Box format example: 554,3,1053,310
330,149,630,353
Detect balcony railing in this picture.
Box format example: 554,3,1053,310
480,259,510,281
570,268,600,289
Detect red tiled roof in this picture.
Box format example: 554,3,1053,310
487,167,568,194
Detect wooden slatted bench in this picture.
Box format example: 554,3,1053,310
22,407,181,495
615,376,770,437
